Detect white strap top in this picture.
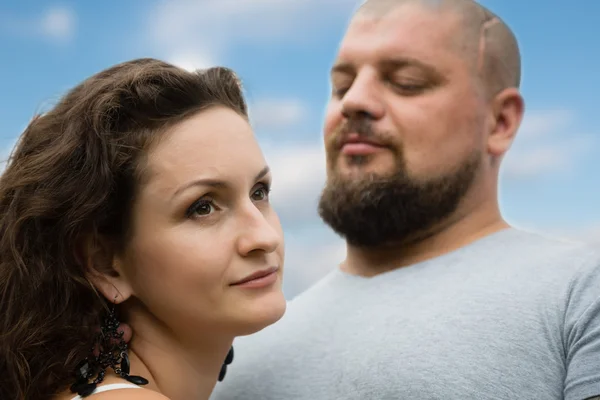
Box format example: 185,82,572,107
70,383,140,399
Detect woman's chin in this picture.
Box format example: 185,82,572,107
231,291,287,336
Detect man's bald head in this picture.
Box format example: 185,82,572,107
355,0,521,97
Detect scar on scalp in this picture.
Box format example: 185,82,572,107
477,17,500,73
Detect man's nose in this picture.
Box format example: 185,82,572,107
340,70,385,121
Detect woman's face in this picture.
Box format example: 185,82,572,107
116,106,286,338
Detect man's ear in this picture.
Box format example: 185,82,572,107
486,87,525,158
80,235,133,303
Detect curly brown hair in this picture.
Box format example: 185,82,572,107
0,58,248,400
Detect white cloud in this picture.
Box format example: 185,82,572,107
0,6,76,43
503,136,592,179
502,110,593,180
250,99,308,130
577,225,600,244
148,0,356,46
145,0,358,65
40,7,76,42
168,50,216,72
262,142,326,225
517,109,573,140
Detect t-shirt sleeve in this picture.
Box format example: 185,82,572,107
563,254,600,400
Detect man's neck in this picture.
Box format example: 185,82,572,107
341,201,509,277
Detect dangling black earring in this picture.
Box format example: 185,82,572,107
218,346,234,382
71,300,149,397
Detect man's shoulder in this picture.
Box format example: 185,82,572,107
490,228,592,252
525,232,600,271
485,228,600,269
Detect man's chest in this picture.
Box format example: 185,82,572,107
263,296,565,399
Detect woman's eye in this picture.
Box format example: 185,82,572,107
186,200,215,218
251,184,270,201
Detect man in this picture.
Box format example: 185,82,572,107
212,0,600,398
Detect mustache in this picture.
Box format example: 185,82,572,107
335,118,374,137
329,118,389,148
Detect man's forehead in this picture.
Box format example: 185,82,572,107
348,2,462,39
337,5,464,66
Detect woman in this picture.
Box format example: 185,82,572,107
0,58,287,400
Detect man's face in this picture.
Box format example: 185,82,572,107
319,4,489,246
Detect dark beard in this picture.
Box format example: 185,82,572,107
317,150,480,247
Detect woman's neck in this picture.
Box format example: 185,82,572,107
126,309,234,400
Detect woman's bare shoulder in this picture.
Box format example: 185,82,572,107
86,388,170,399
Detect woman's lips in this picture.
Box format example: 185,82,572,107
230,266,279,288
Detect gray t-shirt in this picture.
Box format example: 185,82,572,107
211,229,600,399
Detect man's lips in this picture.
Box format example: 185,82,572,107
230,266,279,286
339,135,386,156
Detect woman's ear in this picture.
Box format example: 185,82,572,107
80,235,133,303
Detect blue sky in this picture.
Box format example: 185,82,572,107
1,0,598,297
